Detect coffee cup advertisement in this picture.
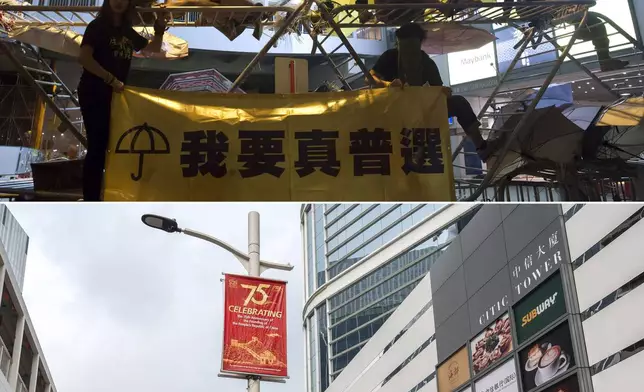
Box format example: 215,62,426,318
470,313,513,375
518,321,576,391
541,374,580,392
437,346,471,392
474,358,518,392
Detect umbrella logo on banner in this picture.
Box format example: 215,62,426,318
114,123,170,181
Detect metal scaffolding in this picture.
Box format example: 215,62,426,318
0,0,642,200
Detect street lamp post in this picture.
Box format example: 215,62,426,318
141,211,293,392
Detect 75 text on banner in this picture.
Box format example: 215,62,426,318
222,274,288,378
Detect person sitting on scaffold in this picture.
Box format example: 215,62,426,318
368,23,500,162
77,0,168,201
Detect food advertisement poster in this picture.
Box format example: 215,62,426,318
513,272,567,344
221,274,288,377
541,374,580,392
471,313,513,375
474,358,519,392
518,322,576,391
438,346,471,392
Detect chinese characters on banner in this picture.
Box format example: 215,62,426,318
104,87,455,201
221,274,287,377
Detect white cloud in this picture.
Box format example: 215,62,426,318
7,203,305,392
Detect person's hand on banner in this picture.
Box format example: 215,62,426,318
389,79,403,88
111,79,125,93
442,86,453,97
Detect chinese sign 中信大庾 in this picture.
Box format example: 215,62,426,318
221,274,288,378
508,219,569,302
103,86,454,201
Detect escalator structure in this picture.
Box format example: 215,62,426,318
1,0,641,200
0,40,86,145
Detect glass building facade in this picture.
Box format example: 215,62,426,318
303,203,480,391
0,204,29,291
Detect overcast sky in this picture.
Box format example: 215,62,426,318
7,203,304,392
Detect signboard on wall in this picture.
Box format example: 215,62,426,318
471,313,513,375
447,42,497,85
221,274,288,377
438,346,471,392
509,219,567,302
514,272,567,344
542,374,580,392
518,322,576,392
474,359,519,392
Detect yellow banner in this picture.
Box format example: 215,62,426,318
104,86,455,201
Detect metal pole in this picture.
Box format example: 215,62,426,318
465,11,590,202
451,28,536,163
248,211,260,277
229,0,310,92
248,211,261,392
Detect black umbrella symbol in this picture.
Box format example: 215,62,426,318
114,123,170,181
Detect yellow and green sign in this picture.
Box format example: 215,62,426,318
513,273,566,344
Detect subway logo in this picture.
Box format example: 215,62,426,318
521,292,559,327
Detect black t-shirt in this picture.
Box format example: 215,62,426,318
78,17,148,93
371,48,444,86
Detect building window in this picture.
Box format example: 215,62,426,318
308,315,318,392
352,28,383,40
1,205,6,225
307,209,315,296
327,204,444,279
317,303,330,391
25,237,29,255
314,205,326,287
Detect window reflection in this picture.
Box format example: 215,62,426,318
306,209,315,295
308,315,317,392
314,205,326,287
317,303,330,391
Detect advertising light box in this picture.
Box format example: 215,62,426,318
471,313,513,375
474,359,519,392
448,42,497,86
518,322,576,392
438,346,471,392
542,374,580,392
513,272,567,344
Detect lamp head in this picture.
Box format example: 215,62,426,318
141,214,181,233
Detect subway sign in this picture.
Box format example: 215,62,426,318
513,272,566,344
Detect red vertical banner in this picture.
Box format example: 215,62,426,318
221,274,288,378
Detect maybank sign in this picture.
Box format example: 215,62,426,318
447,42,497,86
513,272,567,344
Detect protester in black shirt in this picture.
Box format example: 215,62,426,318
77,0,167,201
370,23,499,161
